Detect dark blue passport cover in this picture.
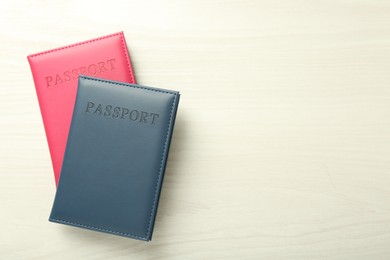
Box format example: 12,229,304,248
49,75,180,241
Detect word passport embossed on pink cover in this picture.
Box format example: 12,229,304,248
27,32,136,186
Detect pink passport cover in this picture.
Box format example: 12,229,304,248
27,32,136,186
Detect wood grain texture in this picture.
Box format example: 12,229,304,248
1,0,390,259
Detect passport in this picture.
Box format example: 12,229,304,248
49,75,180,241
27,32,136,186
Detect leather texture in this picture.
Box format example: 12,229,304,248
27,32,136,186
49,75,180,241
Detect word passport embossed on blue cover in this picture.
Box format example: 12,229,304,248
49,75,180,241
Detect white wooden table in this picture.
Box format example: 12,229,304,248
1,1,390,259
